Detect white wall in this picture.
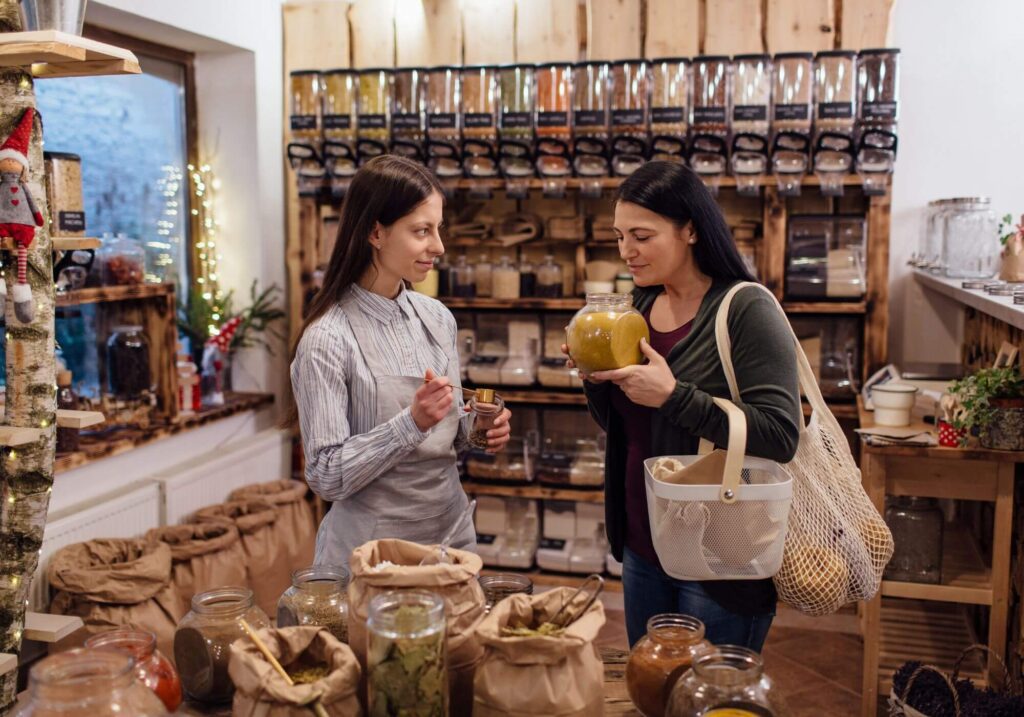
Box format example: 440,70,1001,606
890,0,1024,365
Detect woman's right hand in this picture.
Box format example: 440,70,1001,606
412,369,454,431
560,343,605,384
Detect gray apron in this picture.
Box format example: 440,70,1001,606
314,293,475,574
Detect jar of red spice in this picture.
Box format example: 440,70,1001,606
85,629,182,712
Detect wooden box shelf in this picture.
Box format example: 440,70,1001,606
0,426,44,446
880,522,993,606
0,236,100,252
0,653,15,676
55,409,104,430
23,612,82,643
56,282,174,307
0,31,140,78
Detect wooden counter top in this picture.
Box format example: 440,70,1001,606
915,270,1024,332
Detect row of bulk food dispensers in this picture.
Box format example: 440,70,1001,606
287,49,899,197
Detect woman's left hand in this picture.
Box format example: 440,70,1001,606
485,407,512,453
590,339,677,408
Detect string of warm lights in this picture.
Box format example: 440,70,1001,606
188,162,225,337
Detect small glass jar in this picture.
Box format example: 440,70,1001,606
519,257,537,297
367,590,448,717
357,68,392,162
452,255,476,298
534,62,573,177
666,645,784,717
56,369,79,453
565,293,650,374
426,65,463,177
610,59,651,175
85,629,182,712
16,649,167,717
941,197,999,278
572,61,611,176
649,57,688,162
569,437,606,487
462,65,500,177
106,325,152,400
492,256,521,299
277,565,349,644
478,573,534,611
174,587,270,704
884,496,944,584
99,233,145,285
499,64,535,178
690,56,731,176
468,389,505,449
536,255,564,298
475,252,494,297
626,615,711,717
289,70,322,142
390,67,426,160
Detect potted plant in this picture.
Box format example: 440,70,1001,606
948,365,1024,450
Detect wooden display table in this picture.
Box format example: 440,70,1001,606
857,400,1022,716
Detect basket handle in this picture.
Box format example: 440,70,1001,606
710,397,746,504
952,643,1018,695
900,664,961,717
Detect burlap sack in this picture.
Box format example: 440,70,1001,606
195,499,292,618
473,589,606,717
1000,233,1024,282
145,521,249,608
348,539,486,717
229,626,362,717
230,480,316,569
48,539,183,660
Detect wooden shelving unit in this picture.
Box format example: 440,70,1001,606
0,235,100,252
463,481,604,504
448,174,873,193
0,31,140,78
55,282,173,307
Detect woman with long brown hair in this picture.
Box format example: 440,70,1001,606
290,155,512,573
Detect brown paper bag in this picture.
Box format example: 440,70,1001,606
230,480,316,569
229,626,362,717
349,539,486,717
473,588,606,717
48,539,183,660
1000,233,1024,282
195,499,292,618
145,521,249,608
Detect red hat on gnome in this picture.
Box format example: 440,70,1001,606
0,107,34,171
207,316,242,352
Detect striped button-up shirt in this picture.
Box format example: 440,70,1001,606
291,284,470,501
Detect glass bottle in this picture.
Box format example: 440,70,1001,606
519,257,537,297
690,56,731,177
499,64,535,178
626,615,710,717
462,65,500,178
572,61,611,177
475,252,493,297
390,67,426,162
106,326,152,400
478,573,533,611
56,370,78,453
16,649,167,717
534,62,573,177
536,255,564,298
884,496,944,584
174,587,270,704
367,590,447,717
85,629,182,712
492,255,521,300
426,65,463,177
730,54,772,181
565,293,650,374
452,255,476,298
99,233,145,286
666,646,785,717
941,197,999,279
277,565,349,644
468,389,505,449
357,68,392,163
649,57,688,163
610,59,651,176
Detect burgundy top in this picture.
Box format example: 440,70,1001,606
610,309,693,567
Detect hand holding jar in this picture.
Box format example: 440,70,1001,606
589,338,677,408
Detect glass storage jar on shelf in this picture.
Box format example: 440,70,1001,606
856,48,900,191
466,436,534,484
499,64,536,179
107,326,152,400
492,255,521,299
572,61,611,177
649,57,688,163
85,629,182,712
570,436,605,488
813,51,858,191
730,54,772,188
321,68,358,183
452,254,476,297
536,255,564,298
884,496,944,584
287,71,324,196
44,151,85,236
357,68,392,163
390,67,426,162
519,257,537,297
462,65,500,178
16,649,167,717
609,59,650,176
538,314,581,388
941,197,999,278
534,62,573,178
277,565,349,643
565,293,650,374
475,252,494,297
626,615,710,717
426,65,463,178
771,53,813,194
918,199,951,272
99,233,145,285
690,56,731,181
174,587,270,704
789,315,860,400
785,215,865,299
667,645,785,717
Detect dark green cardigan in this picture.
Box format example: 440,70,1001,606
583,279,801,616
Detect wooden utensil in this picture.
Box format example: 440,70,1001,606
240,619,329,717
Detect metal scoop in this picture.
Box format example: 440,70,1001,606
548,573,605,629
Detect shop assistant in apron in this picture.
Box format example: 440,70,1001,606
313,288,475,570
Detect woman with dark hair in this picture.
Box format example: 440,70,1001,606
290,155,512,573
565,161,801,649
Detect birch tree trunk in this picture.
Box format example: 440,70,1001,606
0,2,57,709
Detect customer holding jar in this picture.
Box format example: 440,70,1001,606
565,161,800,649
289,155,512,574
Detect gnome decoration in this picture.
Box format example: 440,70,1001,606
0,108,44,323
201,315,242,406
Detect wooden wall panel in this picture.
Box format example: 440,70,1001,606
515,0,580,64
282,1,351,70
395,0,462,66
705,0,765,55
349,0,396,68
840,0,895,49
766,0,836,53
644,0,700,58
586,0,641,61
462,0,516,64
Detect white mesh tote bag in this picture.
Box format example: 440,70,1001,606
644,396,793,581
710,282,894,616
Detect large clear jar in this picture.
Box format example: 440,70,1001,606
277,565,349,643
772,53,813,132
289,70,322,142
534,62,573,177
884,496,944,584
390,67,426,161
565,293,650,374
367,590,448,717
649,57,688,162
858,48,900,128
478,573,533,611
462,65,500,177
173,587,270,704
357,68,392,163
941,197,1000,278
731,54,772,179
85,629,182,712
610,59,651,176
690,56,731,176
426,65,463,177
572,61,611,176
813,51,858,179
499,64,535,178
321,69,358,179
107,325,152,400
536,255,564,298
626,615,711,717
666,646,785,717
99,232,145,285
492,255,521,299
918,199,950,272
15,649,166,717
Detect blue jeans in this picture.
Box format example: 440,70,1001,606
622,546,775,649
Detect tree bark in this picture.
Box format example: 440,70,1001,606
0,1,57,709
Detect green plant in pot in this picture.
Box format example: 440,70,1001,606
948,365,1024,450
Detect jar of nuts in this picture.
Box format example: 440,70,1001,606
98,233,145,286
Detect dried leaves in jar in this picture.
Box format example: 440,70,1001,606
368,605,446,717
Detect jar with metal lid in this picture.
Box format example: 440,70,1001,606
534,62,573,177
277,565,349,644
492,255,521,299
357,68,392,163
475,252,493,297
730,54,772,182
690,56,731,178
519,257,537,297
626,614,710,717
813,51,858,183
390,67,426,162
883,496,944,584
107,326,152,400
478,573,533,611
44,151,85,236
321,69,358,179
15,649,167,717
941,197,999,278
469,388,505,449
367,590,447,717
452,255,476,297
666,645,784,717
565,293,650,374
610,59,650,176
462,65,500,177
426,65,463,177
85,629,182,712
99,232,145,285
649,58,688,162
536,255,564,298
499,64,535,178
572,61,611,176
919,199,951,272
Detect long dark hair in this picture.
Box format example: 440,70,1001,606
284,155,444,428
616,161,756,282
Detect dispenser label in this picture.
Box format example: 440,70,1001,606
428,113,457,129
863,101,898,119
323,114,352,130
501,111,532,128
59,211,85,232
818,102,854,119
392,113,421,129
612,109,645,126
574,110,606,127
539,538,566,550
538,111,569,128
358,114,386,129
651,107,685,124
733,105,768,122
774,104,810,121
693,106,727,124
465,113,494,128
476,534,497,545
290,114,318,131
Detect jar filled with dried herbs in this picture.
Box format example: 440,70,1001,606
649,58,688,161
106,326,152,400
390,67,426,160
277,565,350,644
357,68,392,163
572,61,611,176
425,66,463,177
367,589,448,717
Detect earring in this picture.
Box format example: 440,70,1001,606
688,238,697,245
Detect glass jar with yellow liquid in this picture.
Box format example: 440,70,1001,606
565,293,650,375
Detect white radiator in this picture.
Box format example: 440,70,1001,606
32,482,162,611
151,429,291,525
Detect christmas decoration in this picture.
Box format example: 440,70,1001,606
188,162,225,333
201,315,242,406
0,108,43,322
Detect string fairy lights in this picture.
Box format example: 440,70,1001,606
188,162,226,337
